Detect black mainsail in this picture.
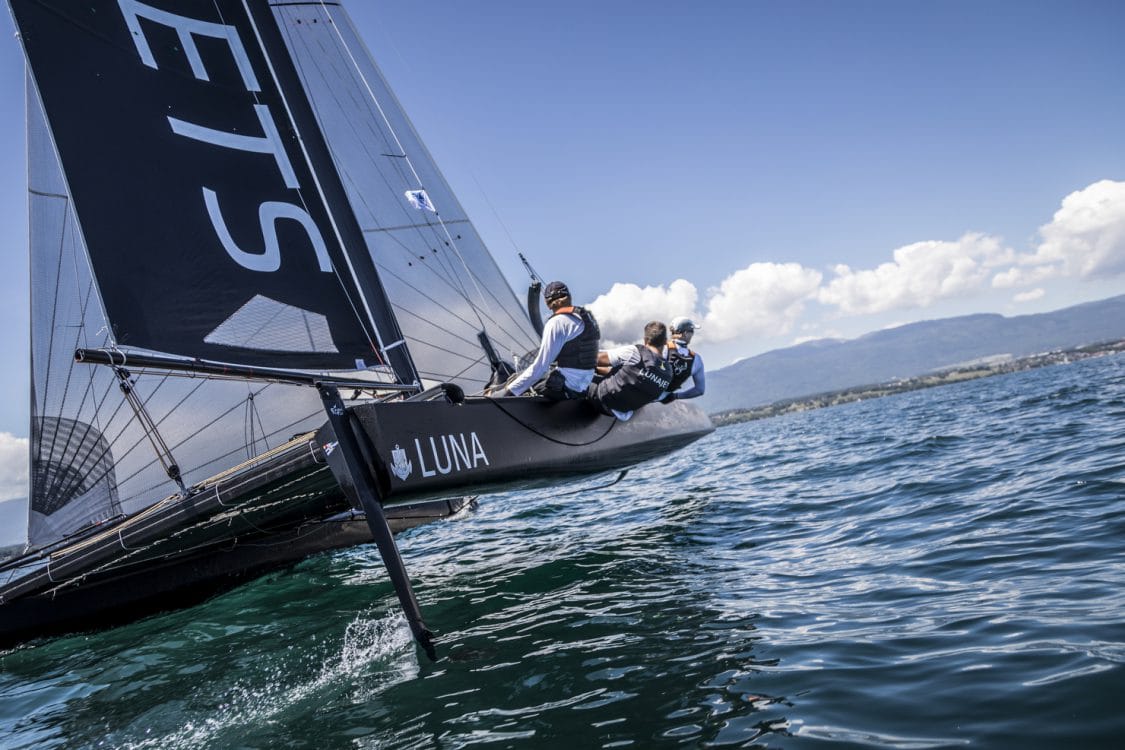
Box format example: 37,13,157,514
13,0,414,376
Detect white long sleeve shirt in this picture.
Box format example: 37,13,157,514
506,313,594,396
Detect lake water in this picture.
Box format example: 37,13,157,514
1,354,1122,749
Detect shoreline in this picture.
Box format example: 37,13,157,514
711,339,1125,427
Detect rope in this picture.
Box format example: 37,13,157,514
482,397,619,447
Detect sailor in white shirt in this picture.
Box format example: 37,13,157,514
490,281,600,399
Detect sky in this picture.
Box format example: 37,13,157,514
0,1,1124,518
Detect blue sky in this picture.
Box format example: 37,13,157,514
1,1,1124,515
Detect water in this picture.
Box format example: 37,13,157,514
2,355,1123,749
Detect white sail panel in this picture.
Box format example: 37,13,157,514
205,295,339,353
271,2,540,391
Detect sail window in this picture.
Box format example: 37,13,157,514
204,294,339,353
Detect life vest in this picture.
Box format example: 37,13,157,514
665,344,696,391
593,345,673,413
551,306,600,370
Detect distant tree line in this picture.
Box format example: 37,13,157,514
711,339,1125,427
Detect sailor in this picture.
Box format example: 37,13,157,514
587,321,675,420
489,281,600,399
661,316,706,403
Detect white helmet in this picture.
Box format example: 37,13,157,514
669,317,697,334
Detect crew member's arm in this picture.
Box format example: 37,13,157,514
595,351,612,376
504,316,580,395
675,355,706,399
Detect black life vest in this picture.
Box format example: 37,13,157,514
665,344,696,391
593,345,673,413
551,306,600,370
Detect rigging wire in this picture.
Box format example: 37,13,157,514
313,3,514,335
282,4,539,367
471,171,525,257
275,17,488,337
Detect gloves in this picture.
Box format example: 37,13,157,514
485,386,511,398
660,392,677,404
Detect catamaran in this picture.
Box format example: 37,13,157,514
0,0,713,658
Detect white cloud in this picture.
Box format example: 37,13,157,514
0,432,28,501
818,232,1012,315
588,180,1124,352
587,279,699,344
996,179,1125,288
1013,288,1045,303
991,263,1057,289
702,262,823,341
589,264,820,346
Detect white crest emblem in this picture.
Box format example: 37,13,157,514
390,443,413,481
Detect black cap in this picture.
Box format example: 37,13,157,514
543,281,570,302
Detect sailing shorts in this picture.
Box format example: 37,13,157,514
540,369,585,401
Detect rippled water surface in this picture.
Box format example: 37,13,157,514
2,355,1123,749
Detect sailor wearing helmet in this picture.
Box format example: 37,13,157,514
660,316,706,403
488,281,600,400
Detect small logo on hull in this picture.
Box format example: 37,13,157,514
390,443,413,480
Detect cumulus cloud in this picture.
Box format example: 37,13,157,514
702,262,823,341
818,232,1012,315
589,180,1124,348
1013,288,1045,303
589,264,821,345
994,180,1125,288
990,263,1057,289
0,433,28,501
587,279,699,344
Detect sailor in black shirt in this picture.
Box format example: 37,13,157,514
661,316,706,403
588,321,674,419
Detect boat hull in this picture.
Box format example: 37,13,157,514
320,396,714,503
0,433,471,649
1,397,713,648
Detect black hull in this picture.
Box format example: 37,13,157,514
320,396,714,503
1,397,712,648
0,433,470,649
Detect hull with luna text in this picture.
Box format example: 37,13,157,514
0,433,473,649
318,396,715,503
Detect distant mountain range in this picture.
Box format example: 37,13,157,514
701,294,1125,414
